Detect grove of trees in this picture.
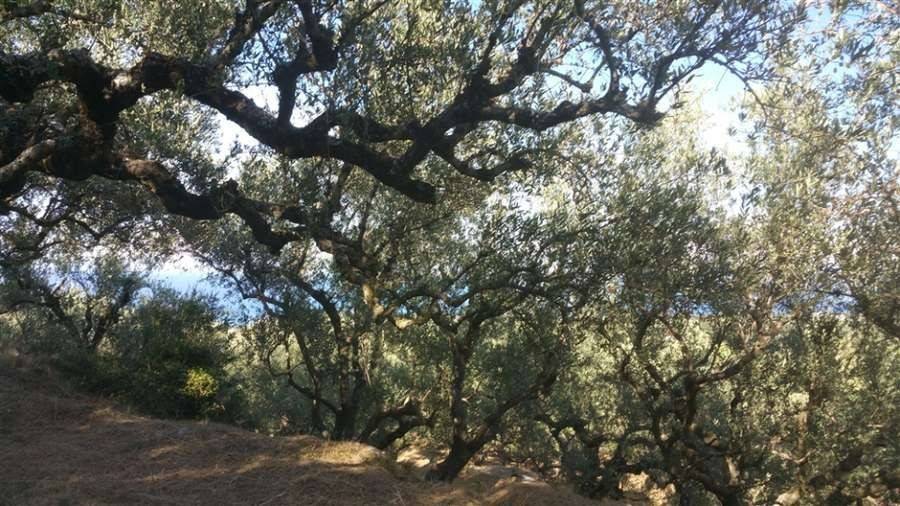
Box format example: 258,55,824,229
1,0,897,504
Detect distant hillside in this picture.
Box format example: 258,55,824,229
0,359,606,506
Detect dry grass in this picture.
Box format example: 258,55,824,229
0,359,600,505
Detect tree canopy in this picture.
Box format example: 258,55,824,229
1,0,898,504
1,0,804,245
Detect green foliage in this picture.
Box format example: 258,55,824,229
183,367,219,400
52,286,239,420
0,0,896,502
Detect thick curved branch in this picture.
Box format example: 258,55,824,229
358,398,434,449
0,139,57,184
208,0,287,70
0,2,797,252
0,0,100,23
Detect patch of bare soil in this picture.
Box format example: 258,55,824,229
0,360,597,505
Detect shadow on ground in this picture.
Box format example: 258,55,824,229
0,362,600,505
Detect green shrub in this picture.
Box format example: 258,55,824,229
53,286,241,420
183,367,218,400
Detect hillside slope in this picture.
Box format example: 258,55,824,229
0,361,602,506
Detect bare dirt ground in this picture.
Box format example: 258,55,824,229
0,361,600,506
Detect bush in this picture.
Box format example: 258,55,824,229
56,286,241,420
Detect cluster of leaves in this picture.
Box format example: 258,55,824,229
0,257,239,420
74,287,236,420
